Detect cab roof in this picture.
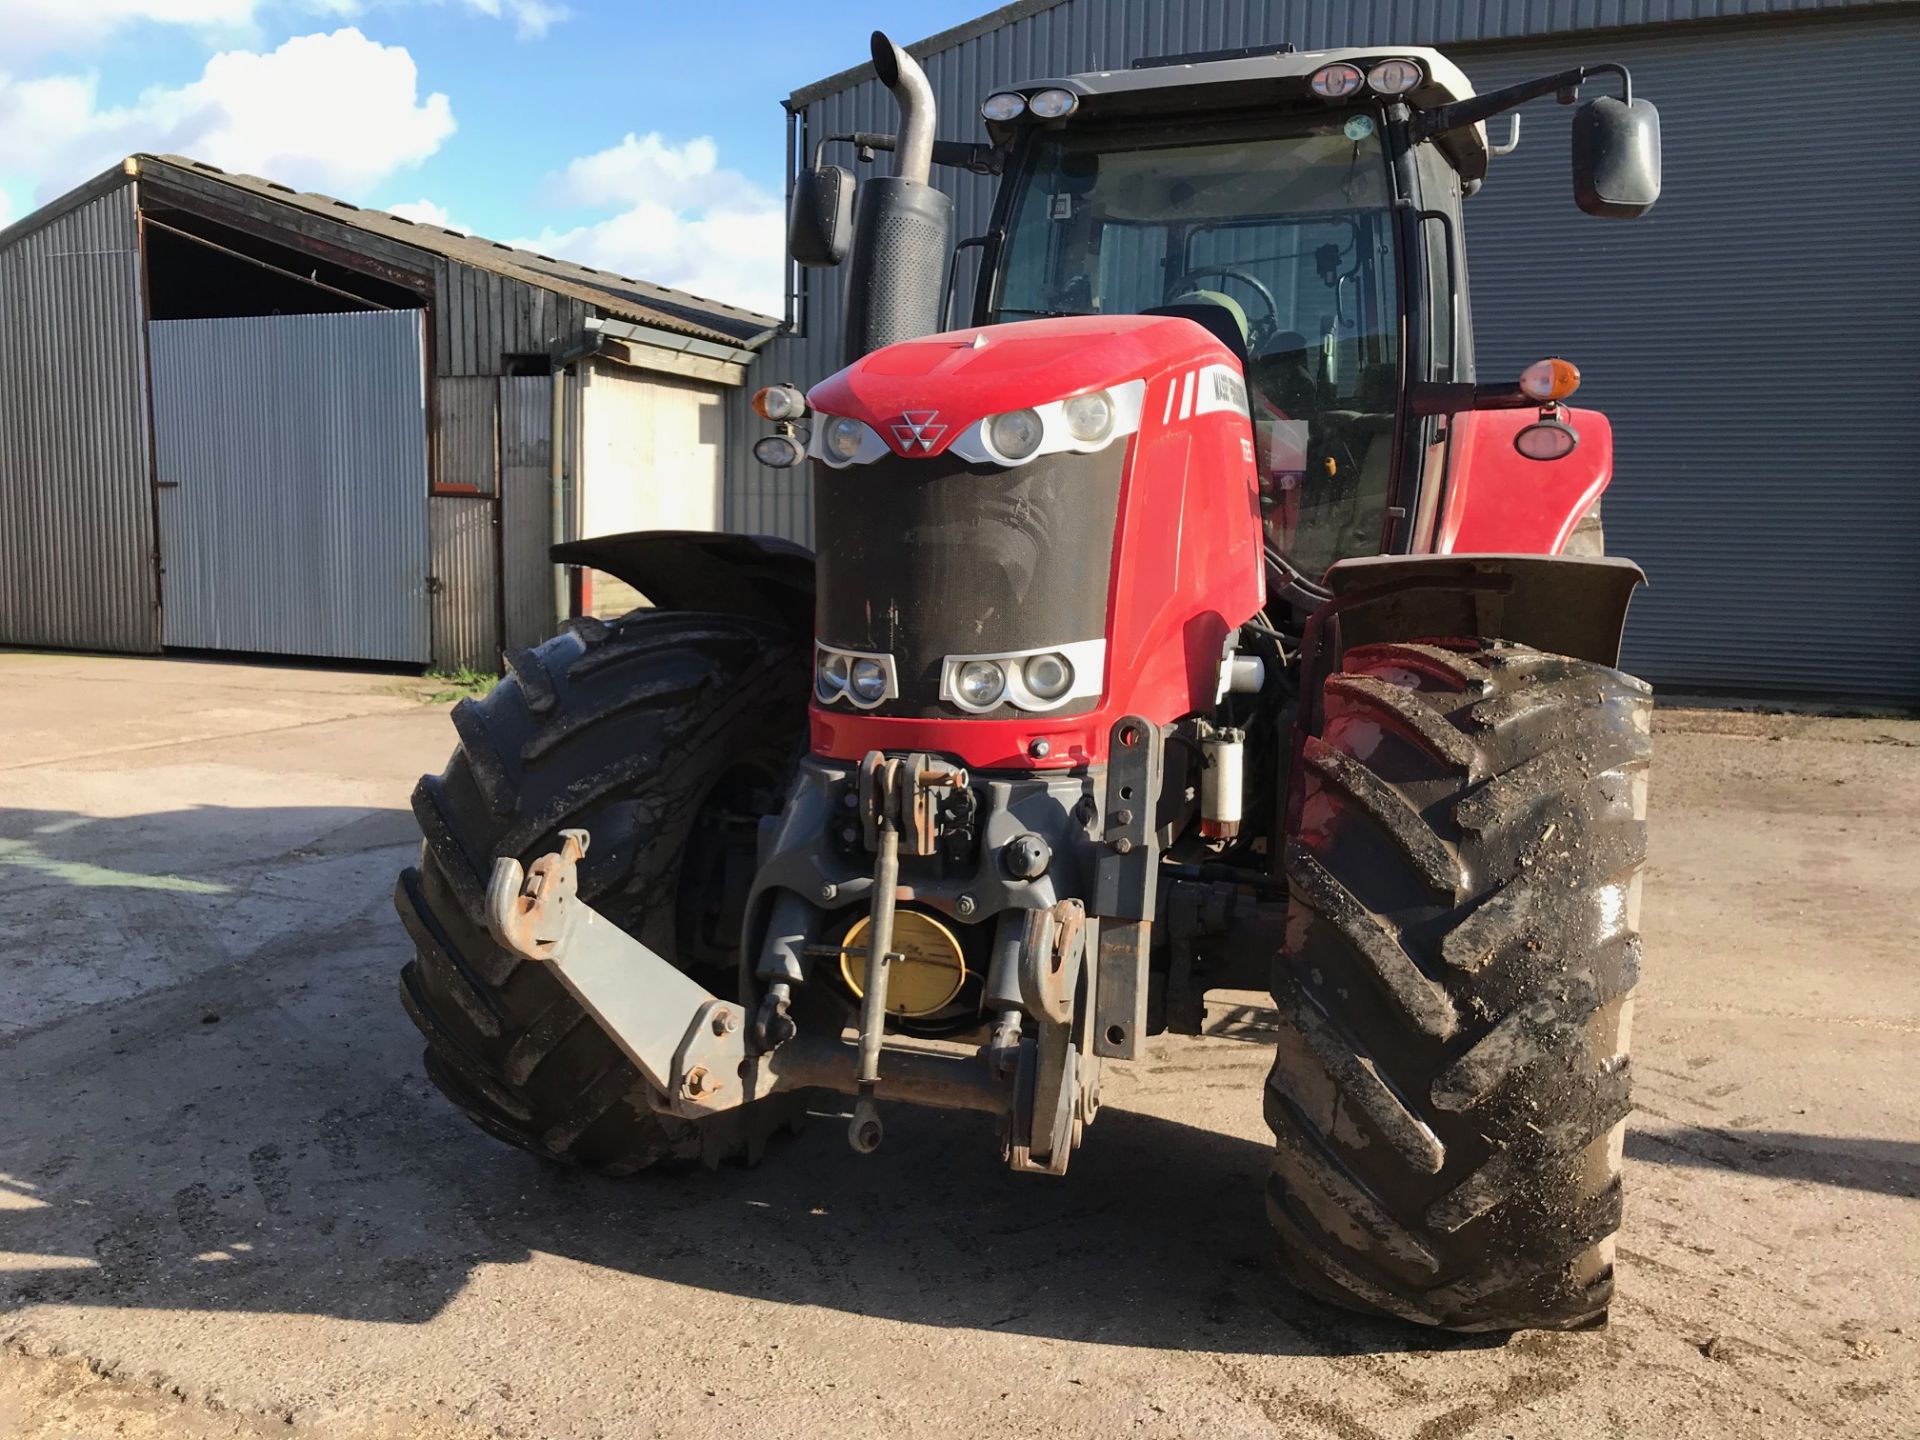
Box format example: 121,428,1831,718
992,45,1488,181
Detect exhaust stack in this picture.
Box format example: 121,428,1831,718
842,32,954,366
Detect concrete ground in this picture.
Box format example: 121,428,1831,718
0,650,1915,1440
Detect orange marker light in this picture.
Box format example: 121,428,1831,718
753,384,807,422
1519,358,1582,403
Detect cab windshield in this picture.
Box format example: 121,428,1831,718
990,116,1402,578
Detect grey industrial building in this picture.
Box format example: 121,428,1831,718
0,154,776,671
731,0,1920,704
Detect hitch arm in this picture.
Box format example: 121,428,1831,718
486,830,747,1117
486,831,1020,1129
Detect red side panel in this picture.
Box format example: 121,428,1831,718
1438,405,1613,556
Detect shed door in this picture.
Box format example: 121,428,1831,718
150,309,431,663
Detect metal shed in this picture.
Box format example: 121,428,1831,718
0,155,778,672
734,0,1920,704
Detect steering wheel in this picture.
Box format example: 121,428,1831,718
1165,265,1283,351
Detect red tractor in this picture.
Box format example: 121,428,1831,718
397,35,1662,1333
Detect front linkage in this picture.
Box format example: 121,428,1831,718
485,758,1088,1173
485,726,1262,1177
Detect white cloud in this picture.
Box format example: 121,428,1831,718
389,197,468,232
456,0,567,41
8,0,565,53
517,132,785,316
0,29,455,204
7,0,256,55
0,189,15,229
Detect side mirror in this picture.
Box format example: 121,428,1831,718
788,164,854,268
1572,95,1662,218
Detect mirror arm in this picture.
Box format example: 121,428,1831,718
817,131,1005,175
1409,381,1541,418
1413,63,1634,142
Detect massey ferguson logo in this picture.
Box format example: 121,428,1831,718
890,410,946,452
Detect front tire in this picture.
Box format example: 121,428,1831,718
1265,638,1650,1330
395,610,808,1173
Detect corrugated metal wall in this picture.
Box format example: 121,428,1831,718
729,0,1919,700
500,374,556,651
0,182,158,652
148,309,432,663
1464,11,1920,701
436,376,498,493
429,495,500,672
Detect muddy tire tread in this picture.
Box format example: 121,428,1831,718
396,609,807,1174
1267,637,1650,1331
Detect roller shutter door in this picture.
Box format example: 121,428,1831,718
1460,11,1920,703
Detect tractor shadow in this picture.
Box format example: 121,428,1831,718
21,801,1906,1358
0,801,1460,1358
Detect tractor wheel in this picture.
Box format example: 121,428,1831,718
1563,499,1605,556
1264,638,1650,1331
395,609,808,1174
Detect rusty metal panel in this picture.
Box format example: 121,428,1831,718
0,180,159,653
499,374,557,651
148,308,431,663
433,261,589,378
429,494,500,672
436,376,497,493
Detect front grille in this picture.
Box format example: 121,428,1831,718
813,446,1125,718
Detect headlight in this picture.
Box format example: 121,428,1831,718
849,657,888,703
816,649,849,702
1366,59,1424,95
941,640,1105,715
1023,652,1073,701
1310,62,1365,99
985,408,1044,462
981,92,1026,122
946,379,1146,468
815,644,896,708
956,660,1008,709
1062,390,1113,443
1027,88,1077,119
823,415,867,462
753,434,802,469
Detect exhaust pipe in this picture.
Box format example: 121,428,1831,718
872,32,935,184
842,31,954,365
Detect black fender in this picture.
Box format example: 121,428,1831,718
550,530,816,635
1317,553,1646,669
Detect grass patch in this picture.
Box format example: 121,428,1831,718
420,667,497,704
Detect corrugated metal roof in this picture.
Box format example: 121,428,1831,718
0,155,780,350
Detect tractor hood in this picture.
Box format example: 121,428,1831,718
806,314,1234,462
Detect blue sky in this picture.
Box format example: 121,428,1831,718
0,0,988,314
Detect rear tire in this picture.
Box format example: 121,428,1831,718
1265,638,1650,1330
395,610,808,1173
